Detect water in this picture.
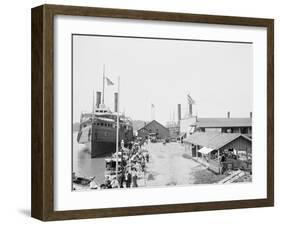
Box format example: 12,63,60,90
72,132,107,184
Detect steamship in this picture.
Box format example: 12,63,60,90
76,73,134,158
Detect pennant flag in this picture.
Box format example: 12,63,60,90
106,77,114,86
187,94,195,104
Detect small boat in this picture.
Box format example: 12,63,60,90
73,176,91,186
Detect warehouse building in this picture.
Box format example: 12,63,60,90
183,132,252,174
180,113,252,138
137,120,169,140
192,116,252,137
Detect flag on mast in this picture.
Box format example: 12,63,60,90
106,77,114,86
187,94,195,104
151,103,155,121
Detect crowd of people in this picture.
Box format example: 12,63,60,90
90,141,150,190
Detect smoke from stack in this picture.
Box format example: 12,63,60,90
96,91,101,108
114,92,118,112
177,104,181,122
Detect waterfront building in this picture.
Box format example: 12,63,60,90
183,132,252,174
137,120,169,140
191,115,252,137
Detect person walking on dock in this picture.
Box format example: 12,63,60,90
132,169,138,188
119,169,125,188
111,176,119,189
125,170,132,188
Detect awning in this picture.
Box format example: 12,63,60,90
198,147,214,155
178,132,186,138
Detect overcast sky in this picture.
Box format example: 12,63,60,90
72,35,253,125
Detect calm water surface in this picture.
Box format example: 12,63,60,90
72,132,107,184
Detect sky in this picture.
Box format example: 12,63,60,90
72,35,253,125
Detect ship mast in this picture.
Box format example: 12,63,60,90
102,64,105,105
115,76,120,178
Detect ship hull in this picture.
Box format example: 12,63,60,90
77,122,133,158
91,125,133,158
90,141,116,158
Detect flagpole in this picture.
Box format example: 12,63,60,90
115,76,120,178
151,104,153,121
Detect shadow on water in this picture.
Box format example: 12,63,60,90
73,136,113,185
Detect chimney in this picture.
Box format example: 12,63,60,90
177,104,181,122
227,111,230,118
92,90,95,113
250,112,252,118
96,91,101,108
114,92,118,112
189,103,193,116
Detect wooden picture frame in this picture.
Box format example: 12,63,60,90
31,4,274,221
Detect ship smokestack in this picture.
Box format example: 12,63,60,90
250,112,252,118
92,90,95,113
96,91,101,108
178,104,181,122
189,103,192,116
227,111,230,118
186,94,195,117
114,92,118,112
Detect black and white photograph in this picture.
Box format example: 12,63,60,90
72,34,253,191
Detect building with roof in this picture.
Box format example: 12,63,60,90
192,117,252,136
178,94,252,137
183,132,252,173
137,120,169,140
180,114,252,138
166,121,180,140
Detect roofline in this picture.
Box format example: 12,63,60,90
137,119,168,132
193,125,252,128
218,134,252,150
184,133,252,150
